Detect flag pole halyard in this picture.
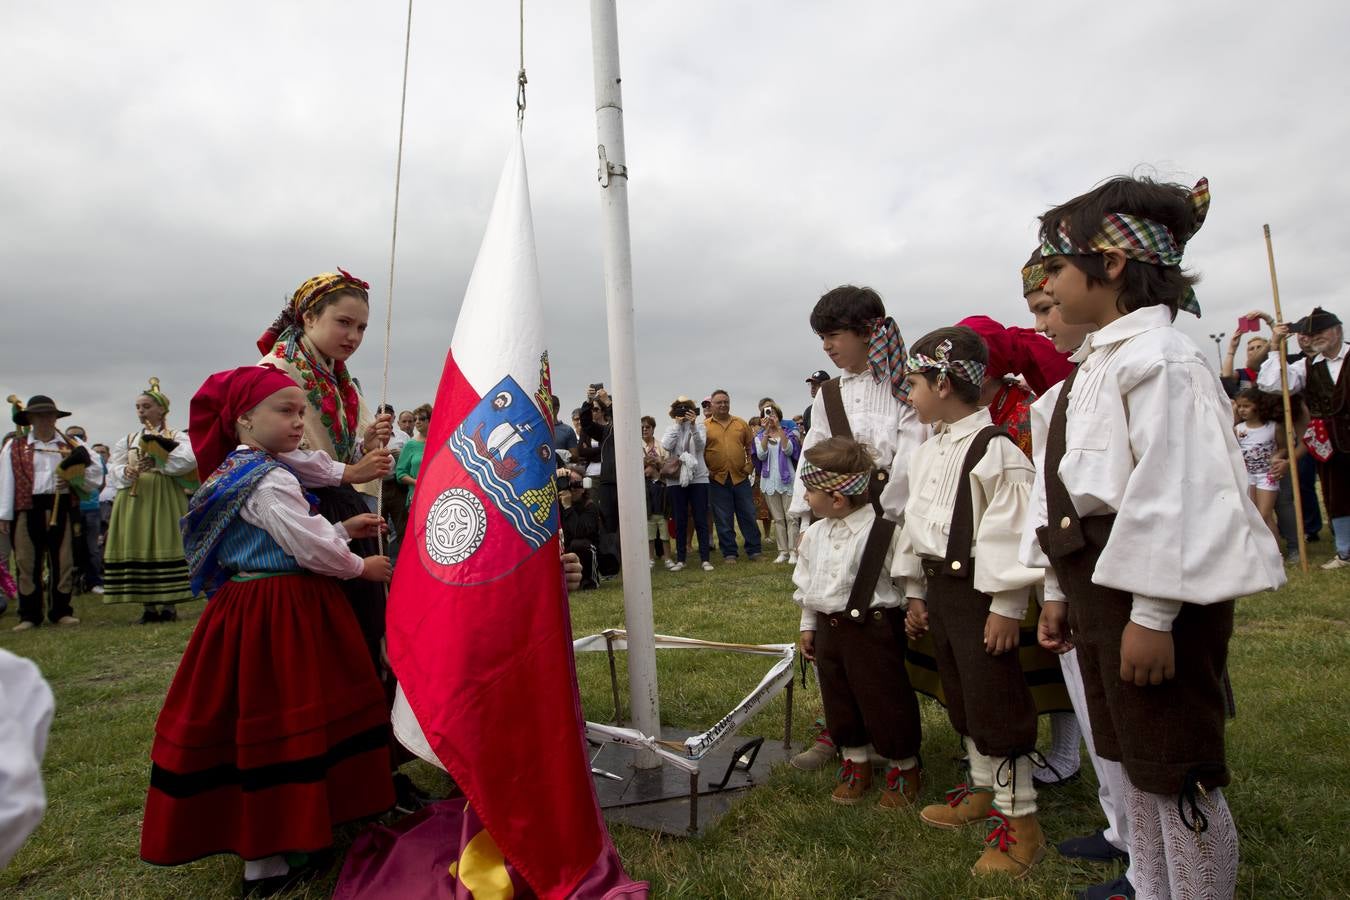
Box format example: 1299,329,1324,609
1263,224,1308,574
589,0,662,768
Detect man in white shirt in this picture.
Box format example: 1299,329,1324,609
1260,306,1349,567
0,396,94,630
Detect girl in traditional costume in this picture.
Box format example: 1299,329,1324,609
102,379,199,623
255,270,394,679
140,366,394,896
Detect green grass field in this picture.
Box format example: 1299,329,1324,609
1,542,1347,899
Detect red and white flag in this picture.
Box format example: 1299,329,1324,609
381,134,646,899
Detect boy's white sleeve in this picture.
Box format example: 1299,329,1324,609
0,650,54,868
793,526,816,631
972,441,1041,622
879,403,929,522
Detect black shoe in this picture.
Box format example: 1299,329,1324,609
1058,828,1129,862
1076,874,1135,900
158,605,179,622
137,606,158,625
1033,765,1081,788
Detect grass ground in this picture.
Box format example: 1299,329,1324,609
1,539,1346,899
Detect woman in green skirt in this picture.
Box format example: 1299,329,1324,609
104,379,199,623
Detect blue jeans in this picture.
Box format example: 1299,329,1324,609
709,477,762,559
667,482,711,563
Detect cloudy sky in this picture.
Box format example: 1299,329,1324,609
3,1,1346,444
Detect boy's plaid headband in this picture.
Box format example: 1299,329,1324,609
798,458,871,496
899,339,987,400
1040,177,1209,317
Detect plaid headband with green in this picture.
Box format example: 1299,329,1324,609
797,458,871,496
1040,177,1210,317
865,316,908,401
899,339,987,400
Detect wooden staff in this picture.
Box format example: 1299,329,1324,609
1263,224,1308,573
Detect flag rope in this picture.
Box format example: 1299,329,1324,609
375,0,415,548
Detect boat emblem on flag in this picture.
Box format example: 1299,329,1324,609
415,375,559,585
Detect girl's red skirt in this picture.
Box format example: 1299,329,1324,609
140,572,394,865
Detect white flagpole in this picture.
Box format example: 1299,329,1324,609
589,0,662,769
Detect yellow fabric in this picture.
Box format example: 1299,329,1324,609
448,825,514,899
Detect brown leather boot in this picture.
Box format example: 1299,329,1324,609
972,810,1046,879
919,783,994,829
790,719,837,771
830,758,873,805
878,764,922,810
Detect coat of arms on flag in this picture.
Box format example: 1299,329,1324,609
418,374,558,585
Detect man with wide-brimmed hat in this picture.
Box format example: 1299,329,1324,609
1263,306,1350,568
0,394,92,630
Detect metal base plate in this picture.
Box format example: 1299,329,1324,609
591,727,790,836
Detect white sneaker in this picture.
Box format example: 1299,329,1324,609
649,559,655,568
669,562,685,572
788,552,798,564
91,585,105,595
12,621,36,632
1321,555,1350,570
56,616,81,626
663,558,677,570
773,552,789,564
701,561,714,572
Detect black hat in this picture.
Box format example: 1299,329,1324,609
1290,307,1342,334
805,370,831,384
13,395,71,426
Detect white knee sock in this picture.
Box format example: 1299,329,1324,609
1040,710,1082,778
843,745,871,765
1122,774,1171,899
1159,785,1238,900
992,753,1038,817
243,855,289,880
966,736,994,791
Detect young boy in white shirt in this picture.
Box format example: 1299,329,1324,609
1022,175,1285,900
896,326,1047,879
793,436,922,809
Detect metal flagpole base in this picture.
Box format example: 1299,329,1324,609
590,728,791,836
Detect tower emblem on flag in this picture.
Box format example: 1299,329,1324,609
414,374,559,586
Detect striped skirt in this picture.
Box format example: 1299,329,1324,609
140,572,394,865
102,473,196,604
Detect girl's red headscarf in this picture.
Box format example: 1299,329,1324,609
956,315,1072,395
188,365,299,481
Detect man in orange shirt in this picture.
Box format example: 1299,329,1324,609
704,390,762,562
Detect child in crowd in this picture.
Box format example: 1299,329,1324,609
895,327,1046,879
789,285,929,771
1025,249,1139,887
1022,175,1285,900
140,366,394,896
793,437,922,809
1234,387,1282,541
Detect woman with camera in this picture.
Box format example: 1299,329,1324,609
753,403,800,564
660,397,713,572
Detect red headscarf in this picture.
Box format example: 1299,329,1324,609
956,315,1073,395
188,365,300,480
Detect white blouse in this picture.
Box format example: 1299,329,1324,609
789,369,930,522
894,408,1040,621
107,427,197,491
1019,307,1285,631
236,453,364,580
792,504,903,631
